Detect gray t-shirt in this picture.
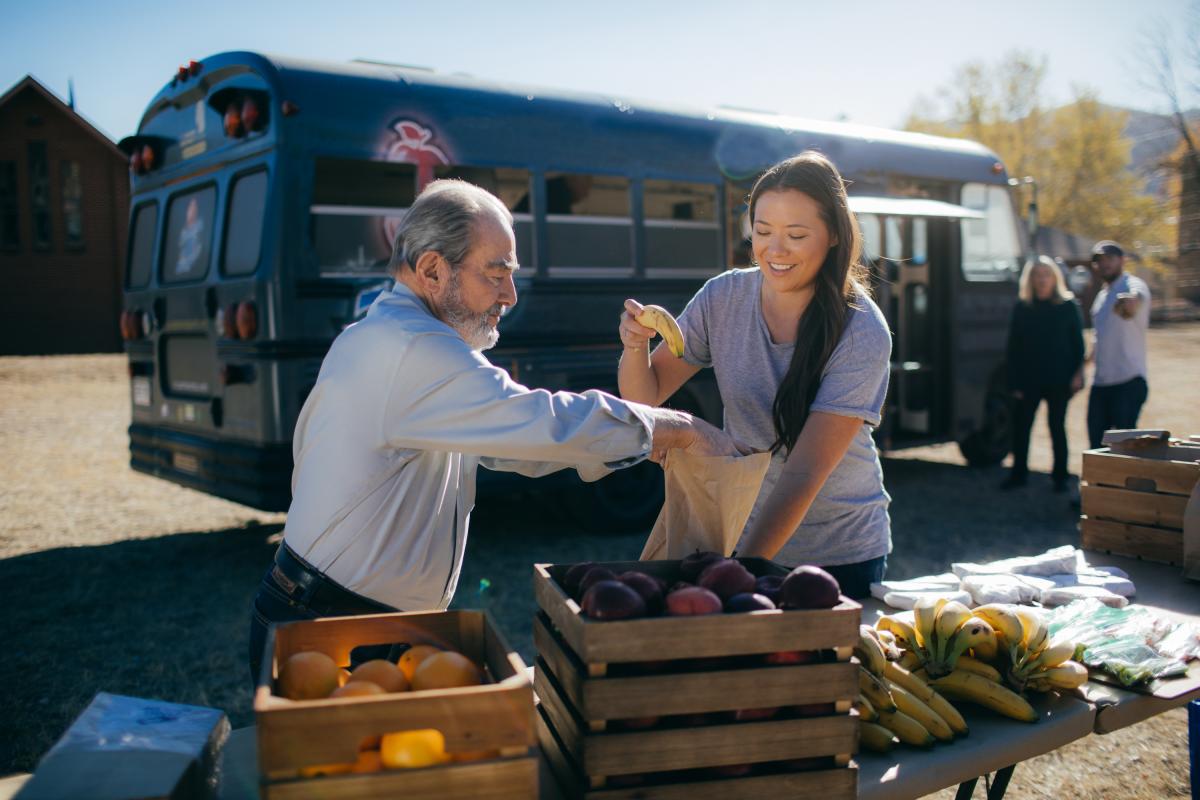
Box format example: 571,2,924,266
678,268,892,567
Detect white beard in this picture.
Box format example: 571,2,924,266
442,271,501,351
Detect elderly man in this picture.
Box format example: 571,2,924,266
1086,240,1150,449
248,180,738,680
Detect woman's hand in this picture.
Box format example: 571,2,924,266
619,299,658,353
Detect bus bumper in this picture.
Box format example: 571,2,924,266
128,423,292,511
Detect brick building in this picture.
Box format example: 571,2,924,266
0,76,129,354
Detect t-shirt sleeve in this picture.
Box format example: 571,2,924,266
809,301,893,427
677,278,715,368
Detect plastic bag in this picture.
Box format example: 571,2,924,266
1045,599,1195,685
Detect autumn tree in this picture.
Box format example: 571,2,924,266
905,51,1173,265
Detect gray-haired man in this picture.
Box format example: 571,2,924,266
247,179,740,680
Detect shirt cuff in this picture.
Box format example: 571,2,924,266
603,401,655,468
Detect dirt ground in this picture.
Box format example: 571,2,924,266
1,323,1197,796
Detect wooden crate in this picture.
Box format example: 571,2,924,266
1081,445,1200,565
254,610,536,800
533,560,859,798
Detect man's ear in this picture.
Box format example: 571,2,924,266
412,250,444,289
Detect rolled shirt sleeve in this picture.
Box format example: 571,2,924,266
808,307,892,427
384,329,654,470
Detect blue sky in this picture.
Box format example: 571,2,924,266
2,0,1193,141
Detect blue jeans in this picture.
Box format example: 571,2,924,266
1087,376,1148,449
821,555,887,601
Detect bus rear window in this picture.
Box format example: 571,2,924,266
223,170,268,276
960,183,1021,282
127,202,158,288
162,186,216,283
644,179,719,277
311,158,415,276
545,173,631,277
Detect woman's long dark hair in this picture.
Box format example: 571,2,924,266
750,152,867,455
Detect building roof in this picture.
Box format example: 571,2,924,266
0,75,125,160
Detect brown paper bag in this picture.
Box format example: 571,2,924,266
639,450,773,560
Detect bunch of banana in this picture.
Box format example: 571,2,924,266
877,598,998,679
971,603,1089,694
853,626,967,751
633,305,686,357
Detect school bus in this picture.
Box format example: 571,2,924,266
118,52,1024,529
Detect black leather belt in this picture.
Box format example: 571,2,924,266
271,544,397,616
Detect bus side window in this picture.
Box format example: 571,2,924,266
435,165,532,269
161,186,216,284
223,170,268,277
127,202,158,288
310,158,416,277
644,179,720,279
543,172,632,277
960,183,1022,282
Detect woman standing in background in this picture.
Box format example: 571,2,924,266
1002,255,1085,492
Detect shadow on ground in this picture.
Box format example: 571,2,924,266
0,456,1082,774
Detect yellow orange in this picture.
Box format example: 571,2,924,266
349,659,409,693
330,680,385,699
380,729,450,769
278,651,339,700
398,645,442,683
412,651,482,691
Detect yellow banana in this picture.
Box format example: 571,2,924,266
972,604,1025,648
1013,607,1048,653
897,650,923,672
854,694,878,723
1034,661,1089,690
929,670,1038,723
884,678,954,741
1029,640,1076,671
882,661,933,701
859,721,897,753
912,597,946,656
855,628,888,675
955,655,1003,683
859,666,897,713
968,630,998,662
875,629,896,646
876,708,936,747
943,618,996,665
876,616,920,653
932,601,972,664
634,305,685,357
926,690,968,737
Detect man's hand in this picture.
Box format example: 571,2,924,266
647,409,753,462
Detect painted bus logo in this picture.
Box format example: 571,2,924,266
381,119,450,250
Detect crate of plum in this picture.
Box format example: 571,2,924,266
532,554,860,798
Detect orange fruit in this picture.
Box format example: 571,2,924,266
278,651,339,700
359,734,382,751
351,750,383,773
398,645,441,682
348,659,409,693
330,680,385,699
411,651,483,691
380,729,450,769
338,668,352,687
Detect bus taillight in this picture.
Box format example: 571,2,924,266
236,301,258,340
120,310,145,341
188,60,202,77
141,144,156,172
224,103,243,138
129,150,143,175
217,304,238,339
241,97,262,133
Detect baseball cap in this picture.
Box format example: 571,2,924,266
1091,240,1123,260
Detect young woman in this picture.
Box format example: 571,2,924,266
1002,255,1085,492
618,152,892,598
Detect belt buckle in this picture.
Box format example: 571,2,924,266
271,565,300,596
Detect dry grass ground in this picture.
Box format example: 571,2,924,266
0,324,1197,797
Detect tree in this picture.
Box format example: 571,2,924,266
905,51,1173,266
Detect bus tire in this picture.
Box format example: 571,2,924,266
957,390,1011,467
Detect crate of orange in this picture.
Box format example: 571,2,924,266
533,557,859,798
254,609,536,800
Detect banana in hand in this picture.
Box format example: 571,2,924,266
634,305,686,357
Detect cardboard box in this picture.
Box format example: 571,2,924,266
16,693,229,800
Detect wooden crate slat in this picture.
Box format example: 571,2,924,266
537,658,854,775
1080,517,1183,565
263,755,537,800
534,614,587,712
534,563,860,663
538,706,856,800
1082,450,1200,496
1080,484,1187,529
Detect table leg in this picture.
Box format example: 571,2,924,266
988,764,1016,799
954,777,979,800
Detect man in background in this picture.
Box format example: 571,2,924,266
1086,240,1150,449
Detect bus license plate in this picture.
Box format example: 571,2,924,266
132,377,151,407
172,452,201,475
